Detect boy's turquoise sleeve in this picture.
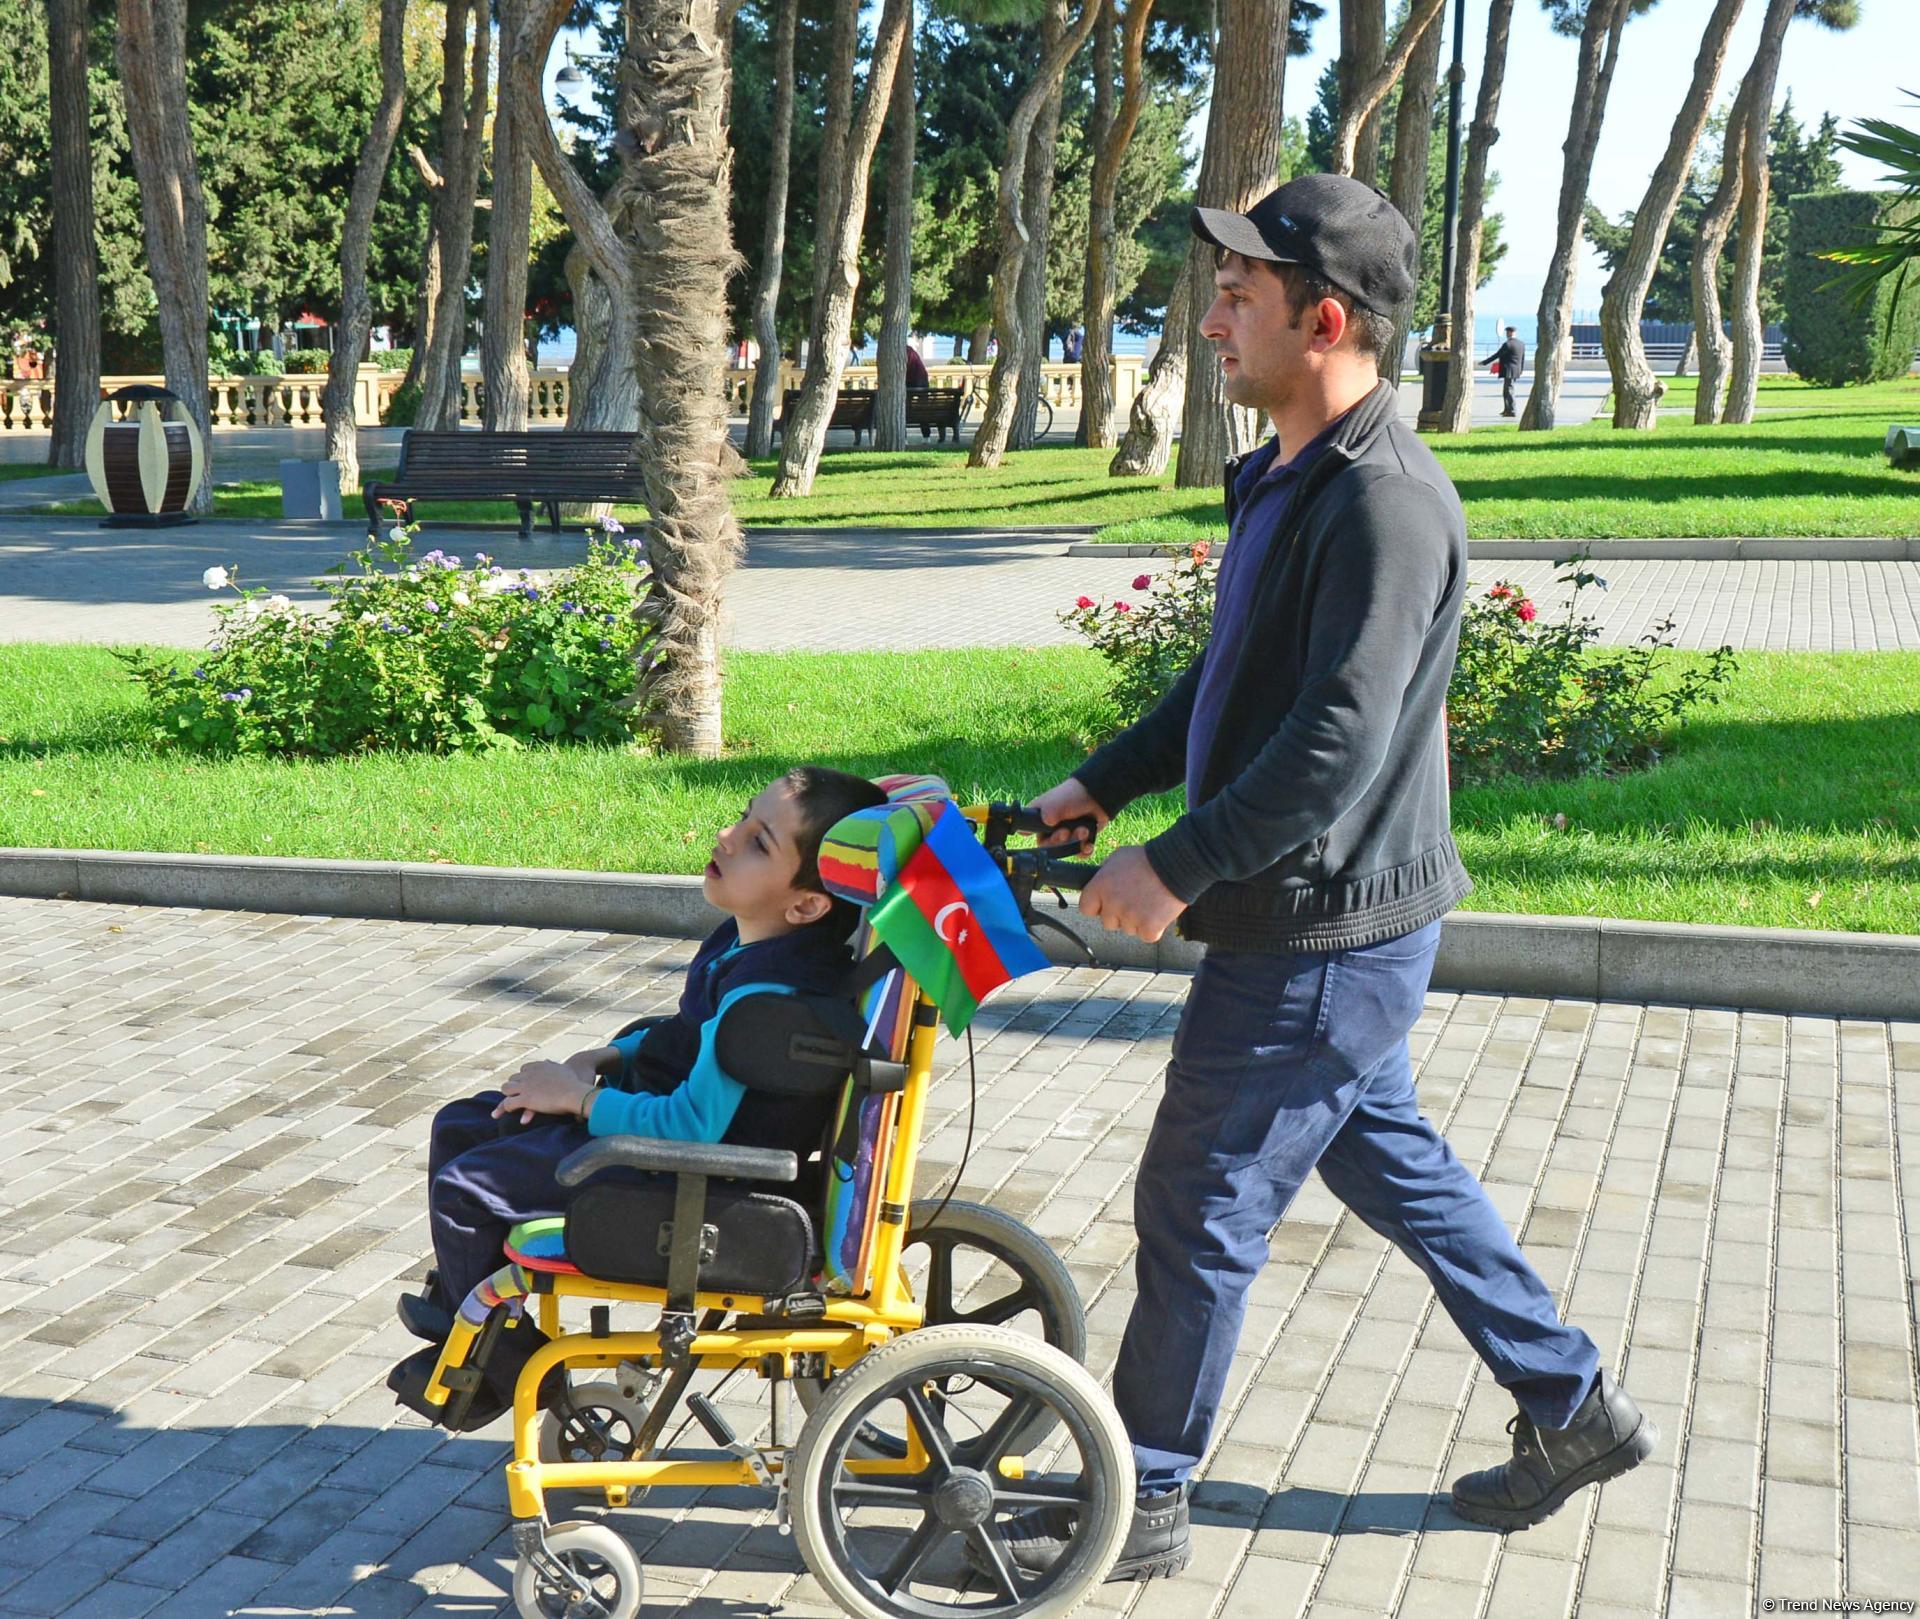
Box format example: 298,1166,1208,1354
606,1024,652,1088
587,983,793,1143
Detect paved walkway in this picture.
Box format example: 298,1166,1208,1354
1,896,1914,1618
4,515,1920,653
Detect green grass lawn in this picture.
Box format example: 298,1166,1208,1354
0,462,72,483
3,643,1915,933
29,374,1920,539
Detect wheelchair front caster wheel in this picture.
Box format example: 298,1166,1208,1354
789,1323,1134,1619
539,1382,651,1467
511,1520,643,1619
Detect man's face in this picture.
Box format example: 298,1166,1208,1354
1197,254,1341,414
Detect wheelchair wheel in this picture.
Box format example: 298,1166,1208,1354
788,1324,1133,1619
511,1520,642,1619
796,1200,1086,1458
539,1382,651,1467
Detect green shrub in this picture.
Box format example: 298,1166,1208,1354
1784,189,1920,384
116,521,656,756
1061,549,1737,784
374,346,413,374
1446,562,1737,781
382,378,421,425
280,348,332,374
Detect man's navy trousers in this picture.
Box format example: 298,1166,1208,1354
1114,920,1600,1491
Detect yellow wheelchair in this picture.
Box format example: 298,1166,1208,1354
409,796,1131,1619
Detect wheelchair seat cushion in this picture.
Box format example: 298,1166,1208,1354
504,1216,580,1275
561,1179,817,1297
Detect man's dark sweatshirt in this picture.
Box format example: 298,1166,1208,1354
1075,379,1472,954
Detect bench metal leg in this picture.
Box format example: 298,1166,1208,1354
516,499,533,540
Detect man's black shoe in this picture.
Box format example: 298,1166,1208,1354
396,1290,455,1344
966,1486,1190,1583
1451,1370,1658,1530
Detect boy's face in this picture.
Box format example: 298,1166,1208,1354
703,783,829,940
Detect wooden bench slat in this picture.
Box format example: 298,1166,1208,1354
367,430,650,538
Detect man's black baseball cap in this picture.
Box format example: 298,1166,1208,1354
1191,172,1418,315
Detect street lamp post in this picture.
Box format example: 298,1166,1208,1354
1417,0,1470,432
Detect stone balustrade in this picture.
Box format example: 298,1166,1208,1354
1,356,1140,435
719,356,1143,419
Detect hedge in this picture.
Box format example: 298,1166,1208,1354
1783,188,1920,386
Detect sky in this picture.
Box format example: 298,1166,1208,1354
1276,0,1918,331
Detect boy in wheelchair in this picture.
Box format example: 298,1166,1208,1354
388,765,887,1429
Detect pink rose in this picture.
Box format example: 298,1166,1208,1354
1113,600,1132,612
1192,541,1211,562
1132,573,1152,591
1075,595,1095,609
1515,598,1538,623
1486,584,1514,601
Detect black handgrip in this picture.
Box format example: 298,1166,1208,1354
1013,853,1100,891
998,803,1100,845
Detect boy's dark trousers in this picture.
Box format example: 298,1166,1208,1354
1113,920,1601,1491
426,1094,590,1310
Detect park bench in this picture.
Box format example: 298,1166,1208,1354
905,385,969,442
363,429,647,538
773,387,876,445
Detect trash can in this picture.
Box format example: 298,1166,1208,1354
280,458,343,520
82,384,205,526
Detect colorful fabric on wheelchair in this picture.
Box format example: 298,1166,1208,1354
819,1083,899,1295
458,1249,546,1329
816,775,950,906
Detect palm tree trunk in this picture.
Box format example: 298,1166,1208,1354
417,4,490,431
1692,74,1752,424
482,0,535,432
620,0,746,756
46,0,100,471
874,10,917,454
1437,0,1516,434
744,0,800,458
1173,0,1288,488
1600,0,1748,430
1725,0,1795,426
324,0,410,496
1521,0,1632,430
1108,263,1190,476
1079,0,1154,447
769,0,913,497
116,0,213,512
1011,0,1070,450
965,0,1101,470
1378,0,1443,382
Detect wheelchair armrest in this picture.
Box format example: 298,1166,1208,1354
556,1135,799,1187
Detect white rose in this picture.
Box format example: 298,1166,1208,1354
450,590,471,608
479,574,511,595
202,565,231,590
242,601,264,619
360,611,377,623
387,527,406,546
266,594,293,613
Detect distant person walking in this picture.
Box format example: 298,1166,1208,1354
1481,325,1526,417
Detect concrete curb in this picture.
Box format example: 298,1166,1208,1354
6,847,1918,1021
1070,537,1920,560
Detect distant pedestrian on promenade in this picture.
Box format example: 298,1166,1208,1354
1481,324,1526,416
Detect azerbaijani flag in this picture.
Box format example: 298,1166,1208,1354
864,801,1049,1034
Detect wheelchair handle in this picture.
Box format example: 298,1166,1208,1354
981,800,1100,852
1010,851,1100,892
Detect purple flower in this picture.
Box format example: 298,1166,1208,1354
598,638,612,650
475,551,492,567
521,587,541,602
192,667,207,680
422,599,440,614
